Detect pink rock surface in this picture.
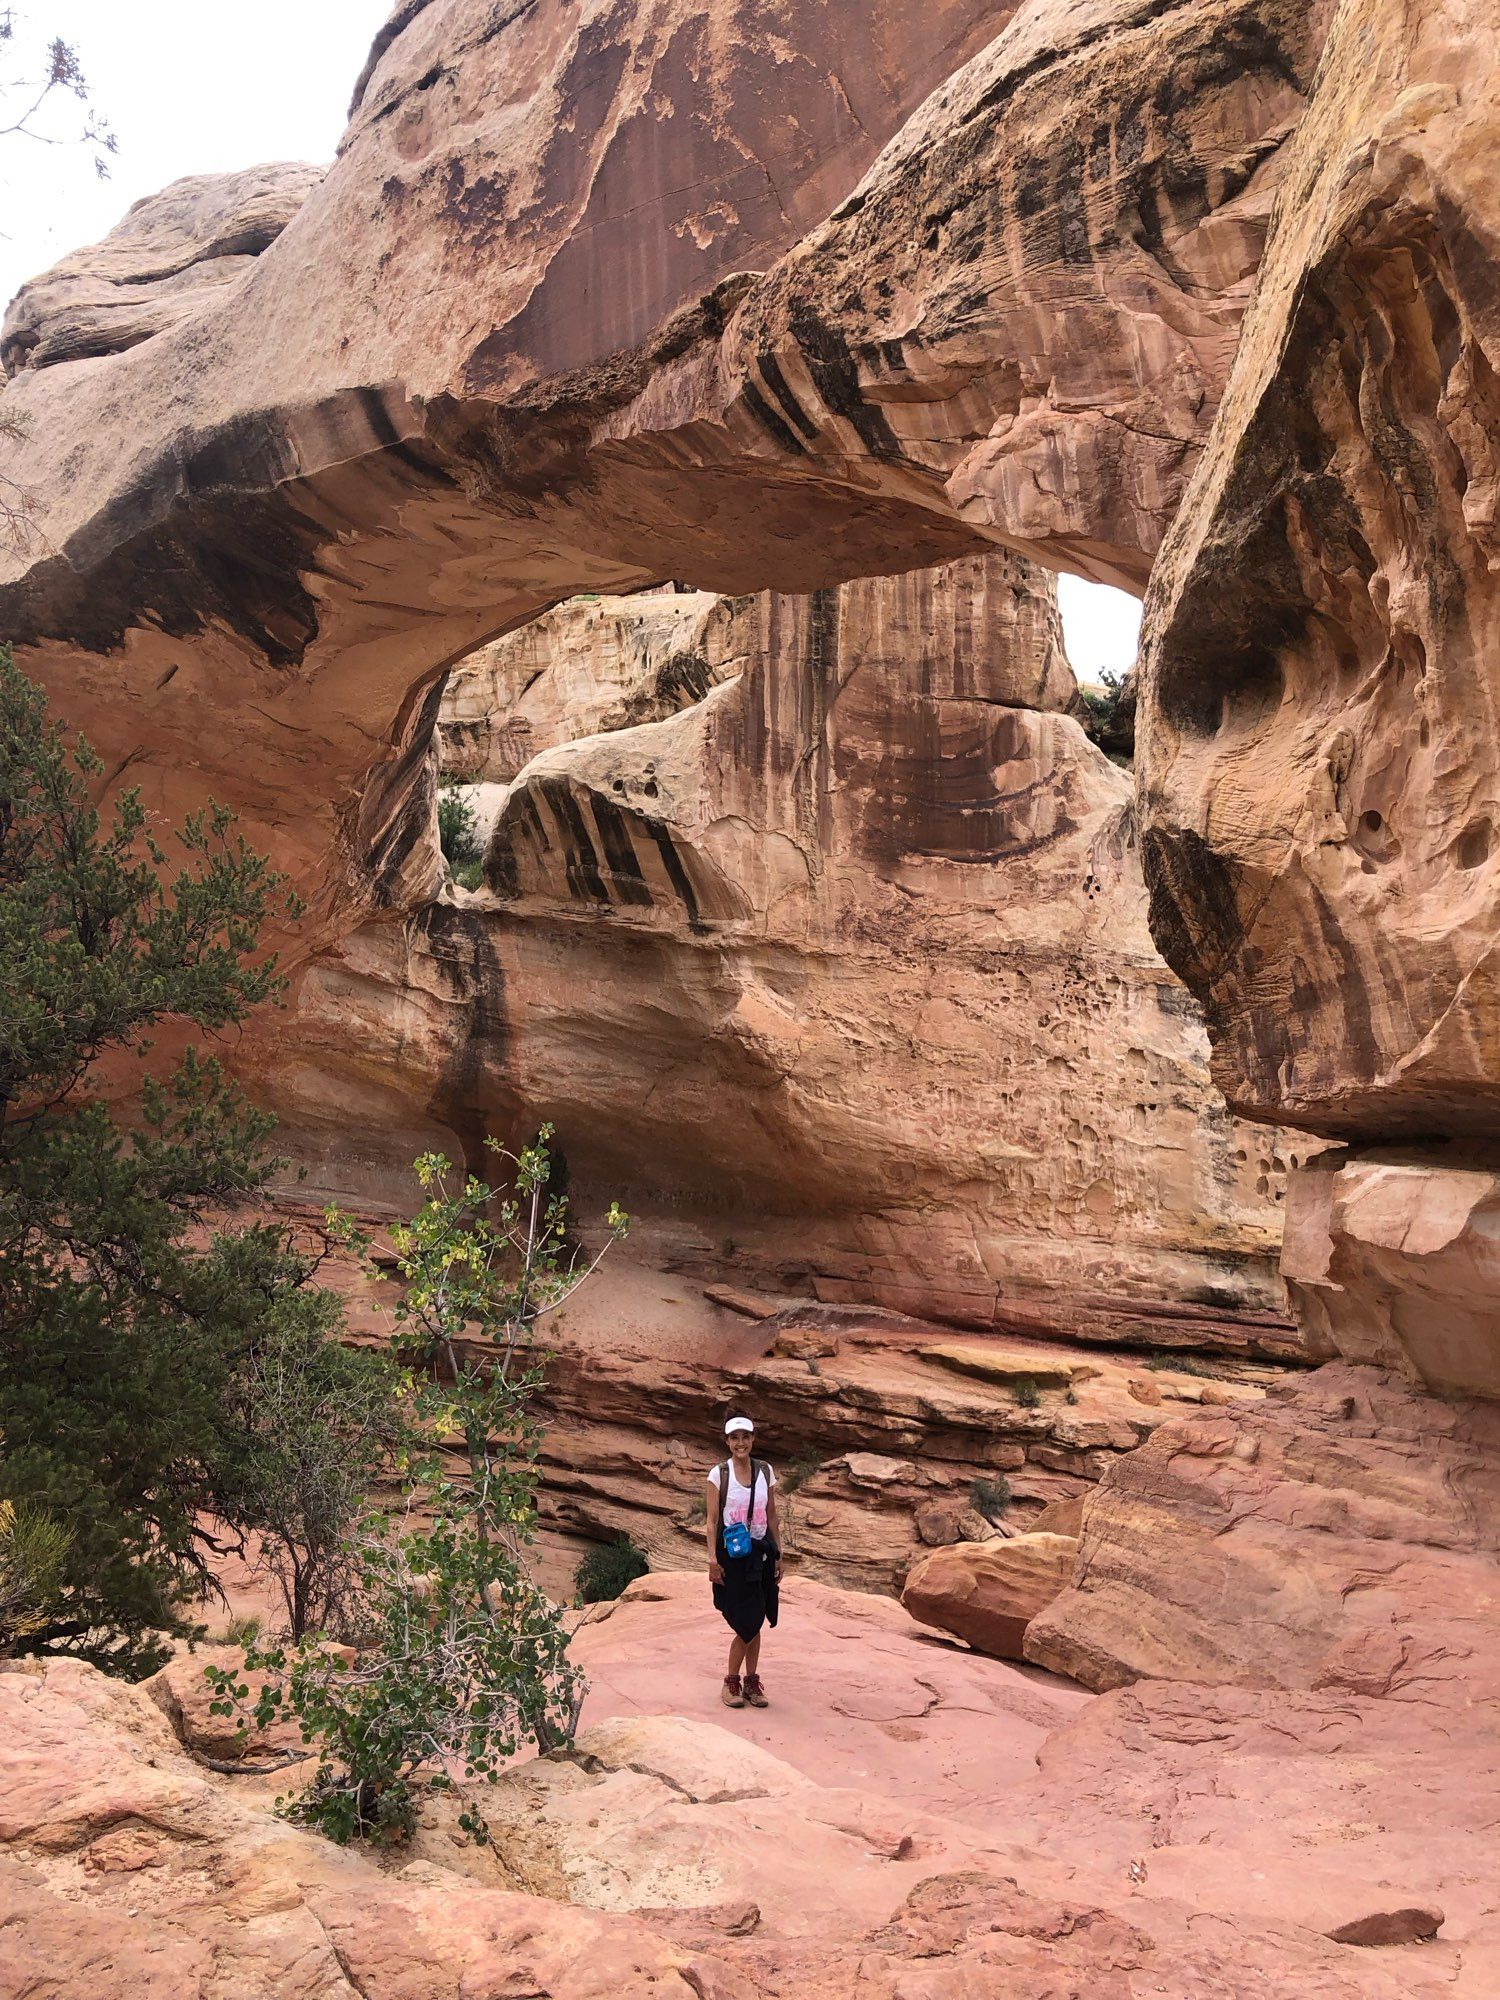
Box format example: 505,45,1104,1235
570,1571,1088,1825
2,1566,1480,1996
1026,1364,1500,1695
901,1533,1078,1659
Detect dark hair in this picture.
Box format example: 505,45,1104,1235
722,1408,754,1432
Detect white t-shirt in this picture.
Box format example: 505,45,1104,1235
708,1460,777,1540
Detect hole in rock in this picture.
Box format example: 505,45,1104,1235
1058,576,1141,680
1353,804,1399,862
1456,818,1495,870
1059,575,1139,763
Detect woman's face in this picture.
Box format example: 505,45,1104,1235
728,1429,754,1464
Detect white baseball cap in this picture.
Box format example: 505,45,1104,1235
724,1416,754,1436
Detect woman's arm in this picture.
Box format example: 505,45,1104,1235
706,1476,723,1581
768,1482,783,1579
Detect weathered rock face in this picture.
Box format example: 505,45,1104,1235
0,164,322,375
438,590,755,784
1025,1364,1500,1692
265,553,1300,1342
0,0,1332,1362
1133,0,1500,1395
448,554,1296,1329
1138,0,1500,1143
901,1531,1078,1658
0,0,1331,1031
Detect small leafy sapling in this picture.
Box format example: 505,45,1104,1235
210,1129,627,1845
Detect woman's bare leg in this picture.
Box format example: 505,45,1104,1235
743,1635,762,1678
727,1636,749,1678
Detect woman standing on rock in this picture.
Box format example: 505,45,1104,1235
706,1412,782,1709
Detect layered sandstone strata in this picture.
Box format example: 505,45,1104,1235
299,1207,1282,1598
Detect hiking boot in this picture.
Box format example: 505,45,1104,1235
742,1674,769,1708
721,1675,745,1708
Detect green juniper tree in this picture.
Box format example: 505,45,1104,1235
212,1132,627,1845
0,647,383,1674
436,777,481,869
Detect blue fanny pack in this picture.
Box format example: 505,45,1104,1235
720,1460,759,1560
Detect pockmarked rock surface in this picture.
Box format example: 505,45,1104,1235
1132,0,1500,1397
1139,0,1500,1151
901,1532,1078,1659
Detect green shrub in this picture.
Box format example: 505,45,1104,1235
970,1474,1010,1521
1142,1350,1217,1378
574,1534,650,1605
1079,669,1134,762
0,648,338,1675
780,1453,822,1496
0,1501,73,1653
454,858,485,891
209,1132,628,1845
436,779,482,866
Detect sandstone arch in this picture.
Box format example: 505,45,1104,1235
0,0,1329,962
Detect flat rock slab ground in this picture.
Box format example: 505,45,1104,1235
13,1548,1492,1999
567,1572,1089,1824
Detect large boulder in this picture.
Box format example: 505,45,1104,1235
1281,1150,1500,1397
1025,1366,1500,1692
901,1533,1078,1659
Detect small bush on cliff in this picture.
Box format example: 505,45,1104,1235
1079,669,1135,763
0,649,363,1674
211,1132,628,1845
574,1533,649,1605
970,1475,1011,1522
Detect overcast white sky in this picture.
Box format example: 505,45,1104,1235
0,1,1141,676
1058,574,1141,682
0,0,389,305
